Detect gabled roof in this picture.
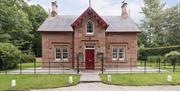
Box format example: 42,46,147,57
71,7,109,29
38,15,140,32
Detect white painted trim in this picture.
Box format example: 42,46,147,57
54,45,69,62
111,46,126,62
119,48,126,61
86,20,94,35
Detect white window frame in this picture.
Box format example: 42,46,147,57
112,47,125,61
55,47,62,61
118,48,125,61
86,20,94,35
112,48,118,61
62,47,68,61
54,46,68,62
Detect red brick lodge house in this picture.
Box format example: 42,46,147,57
38,0,141,70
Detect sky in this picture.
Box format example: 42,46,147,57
26,0,180,24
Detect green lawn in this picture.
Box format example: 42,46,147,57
100,73,180,86
18,62,42,69
0,62,42,73
137,61,180,72
0,58,42,72
0,74,80,90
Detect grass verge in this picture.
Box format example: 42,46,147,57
17,62,42,69
100,73,180,86
0,74,80,90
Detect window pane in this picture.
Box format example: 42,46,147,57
63,53,68,59
63,48,67,52
56,48,61,52
63,48,68,59
87,21,93,33
56,48,61,59
112,48,117,59
119,48,125,59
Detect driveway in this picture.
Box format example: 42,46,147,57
32,83,180,91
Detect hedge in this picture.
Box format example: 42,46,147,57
138,45,180,60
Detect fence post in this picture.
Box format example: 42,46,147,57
130,57,132,73
77,54,79,74
34,60,36,74
101,54,104,74
164,59,166,69
49,59,51,74
144,59,146,74
59,62,61,74
173,58,176,73
158,58,161,73
116,60,118,73
63,60,64,74
2,58,8,75
5,63,7,75
156,58,158,69
3,57,8,75
20,61,22,75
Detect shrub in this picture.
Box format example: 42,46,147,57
138,45,180,60
0,43,21,70
165,51,180,58
165,51,180,65
21,52,36,63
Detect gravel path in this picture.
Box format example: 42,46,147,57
32,83,180,91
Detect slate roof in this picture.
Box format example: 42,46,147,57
38,15,140,32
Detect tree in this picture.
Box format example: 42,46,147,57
0,0,48,56
26,5,48,57
163,5,180,46
0,0,33,50
139,0,165,47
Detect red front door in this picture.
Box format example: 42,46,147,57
85,50,95,70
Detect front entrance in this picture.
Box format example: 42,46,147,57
85,49,95,70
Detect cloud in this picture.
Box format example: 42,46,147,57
26,0,145,23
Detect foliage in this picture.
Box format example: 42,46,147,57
22,4,48,57
21,52,36,63
163,5,180,46
139,0,180,47
0,0,33,50
0,0,48,57
0,43,21,70
138,45,180,59
139,0,165,47
165,51,180,58
0,74,80,90
147,56,164,62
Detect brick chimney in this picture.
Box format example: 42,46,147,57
51,0,58,17
121,0,128,18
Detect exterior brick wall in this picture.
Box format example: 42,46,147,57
41,15,138,69
105,32,137,68
42,32,74,69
